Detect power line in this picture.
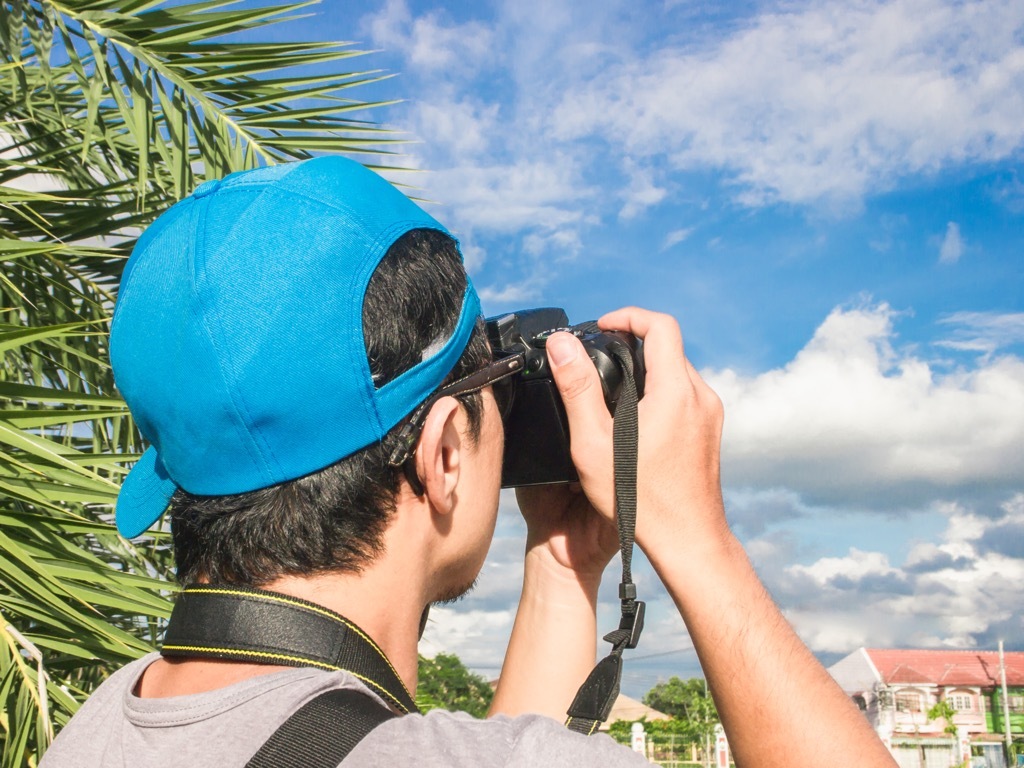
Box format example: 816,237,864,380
627,646,697,661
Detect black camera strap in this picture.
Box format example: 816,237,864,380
565,343,645,735
161,584,418,712
247,687,397,767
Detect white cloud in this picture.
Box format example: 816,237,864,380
412,98,501,160
454,236,487,274
789,548,895,583
619,163,668,220
361,0,1024,295
477,280,544,306
420,606,514,673
939,221,965,264
362,0,495,75
1,132,65,195
358,0,1024,683
662,227,695,250
990,173,1024,213
706,303,1024,507
937,311,1024,357
427,162,591,236
522,228,583,258
551,0,1024,206
758,494,1024,653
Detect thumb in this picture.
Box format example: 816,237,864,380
546,332,612,474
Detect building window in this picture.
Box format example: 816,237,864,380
1008,695,1024,713
948,694,973,712
896,692,922,713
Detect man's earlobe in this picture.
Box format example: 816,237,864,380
413,396,462,514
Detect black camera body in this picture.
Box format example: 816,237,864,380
485,308,645,488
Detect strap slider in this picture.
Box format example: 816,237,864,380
619,600,645,649
618,583,637,600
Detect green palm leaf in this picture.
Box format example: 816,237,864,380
0,1,406,762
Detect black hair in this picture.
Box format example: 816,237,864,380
169,229,491,586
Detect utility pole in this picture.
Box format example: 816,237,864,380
999,641,1012,759
704,678,712,768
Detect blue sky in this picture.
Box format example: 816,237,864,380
272,0,1023,696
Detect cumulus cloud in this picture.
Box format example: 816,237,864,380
427,162,591,236
903,545,974,574
412,98,502,160
768,495,1024,653
421,308,1024,684
706,303,1024,508
938,221,966,264
416,158,594,303
552,0,1024,206
420,606,514,673
361,0,495,76
360,0,1024,296
789,549,913,595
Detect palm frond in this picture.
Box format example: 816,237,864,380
0,1,406,762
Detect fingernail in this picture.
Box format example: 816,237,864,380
546,334,578,367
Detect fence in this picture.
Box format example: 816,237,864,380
609,731,734,767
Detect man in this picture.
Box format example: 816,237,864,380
41,157,896,766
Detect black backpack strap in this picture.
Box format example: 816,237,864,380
246,687,398,768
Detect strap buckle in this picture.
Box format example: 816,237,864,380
619,600,645,650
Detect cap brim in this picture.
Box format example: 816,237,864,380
116,446,177,538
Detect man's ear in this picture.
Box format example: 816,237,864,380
413,396,463,515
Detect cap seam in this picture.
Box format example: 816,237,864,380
203,169,374,225
191,193,282,485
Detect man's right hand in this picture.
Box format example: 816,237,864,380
543,306,728,562
544,305,898,768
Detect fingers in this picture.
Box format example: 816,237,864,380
598,307,690,393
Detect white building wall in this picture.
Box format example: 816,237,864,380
828,648,884,724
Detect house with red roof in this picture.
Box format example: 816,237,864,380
828,648,1024,767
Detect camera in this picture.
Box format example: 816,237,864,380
485,308,645,488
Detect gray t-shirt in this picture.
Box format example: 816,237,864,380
41,653,649,767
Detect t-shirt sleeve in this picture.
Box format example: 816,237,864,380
348,709,652,767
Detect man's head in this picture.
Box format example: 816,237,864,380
110,158,496,586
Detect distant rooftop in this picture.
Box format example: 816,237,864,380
604,693,672,726
865,648,1024,687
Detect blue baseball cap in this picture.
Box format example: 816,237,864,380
110,157,481,538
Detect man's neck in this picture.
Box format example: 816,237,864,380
263,570,427,691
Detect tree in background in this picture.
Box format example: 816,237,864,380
608,676,721,759
0,1,401,763
926,699,959,736
644,675,719,725
417,653,495,719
